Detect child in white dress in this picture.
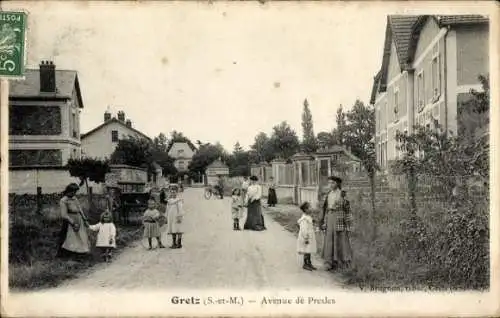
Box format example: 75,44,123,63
88,211,116,262
166,187,185,249
297,201,317,271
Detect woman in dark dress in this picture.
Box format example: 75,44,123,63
243,176,266,231
267,176,278,207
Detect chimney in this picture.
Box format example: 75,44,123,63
39,61,56,93
117,111,125,122
125,119,132,128
104,111,111,122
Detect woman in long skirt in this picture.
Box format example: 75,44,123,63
57,183,91,259
267,177,278,207
243,175,266,231
319,176,352,271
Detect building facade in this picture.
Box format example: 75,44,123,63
371,15,489,171
167,141,197,172
81,111,151,160
206,159,230,185
9,61,84,167
9,61,87,194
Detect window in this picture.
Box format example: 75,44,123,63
431,53,441,102
111,130,119,142
9,105,62,135
72,112,77,138
9,149,63,167
178,161,185,170
417,71,425,112
393,88,400,122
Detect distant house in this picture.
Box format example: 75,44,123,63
81,110,152,160
8,61,85,194
371,15,489,171
167,141,197,173
206,158,230,185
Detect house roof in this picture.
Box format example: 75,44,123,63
166,140,197,153
81,118,152,141
379,15,420,91
369,70,382,105
438,15,489,26
207,159,228,169
315,145,361,162
375,14,487,98
9,69,84,108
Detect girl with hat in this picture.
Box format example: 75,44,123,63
88,210,117,262
243,175,266,231
319,175,350,271
56,183,91,258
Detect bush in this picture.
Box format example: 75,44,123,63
9,200,143,290
342,190,489,290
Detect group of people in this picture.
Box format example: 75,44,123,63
143,186,185,250
230,175,267,231
57,183,117,262
57,174,353,274
56,182,187,262
296,176,353,271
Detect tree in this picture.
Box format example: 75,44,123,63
110,136,151,168
250,132,275,163
66,158,110,204
233,141,244,154
227,141,251,176
301,99,318,153
331,104,348,145
188,142,226,178
153,132,169,153
270,121,300,160
317,131,335,149
111,135,177,180
342,100,378,237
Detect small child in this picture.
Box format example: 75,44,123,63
143,199,165,250
88,210,116,262
231,188,243,230
297,201,317,271
166,187,185,249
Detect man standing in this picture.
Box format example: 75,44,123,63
216,175,225,199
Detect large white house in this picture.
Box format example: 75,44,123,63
8,61,86,194
81,110,151,160
370,15,489,171
167,141,197,172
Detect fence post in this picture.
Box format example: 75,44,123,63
36,186,42,214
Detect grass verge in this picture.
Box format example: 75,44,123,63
263,194,489,291
9,204,143,291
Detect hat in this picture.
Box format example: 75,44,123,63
63,183,80,195
250,175,258,181
328,176,342,184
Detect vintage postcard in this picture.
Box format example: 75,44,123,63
1,0,499,317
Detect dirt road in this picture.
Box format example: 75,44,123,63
54,188,343,291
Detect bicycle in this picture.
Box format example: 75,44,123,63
204,185,222,200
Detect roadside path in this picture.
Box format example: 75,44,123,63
53,188,343,290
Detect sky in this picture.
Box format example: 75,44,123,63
4,1,391,151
